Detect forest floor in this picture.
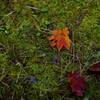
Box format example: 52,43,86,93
0,0,100,100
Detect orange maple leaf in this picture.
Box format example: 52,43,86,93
48,27,71,51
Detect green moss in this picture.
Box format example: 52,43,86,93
0,0,100,99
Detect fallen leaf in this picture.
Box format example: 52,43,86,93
68,71,88,97
48,27,71,51
87,62,100,71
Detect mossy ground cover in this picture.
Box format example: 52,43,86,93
0,0,100,100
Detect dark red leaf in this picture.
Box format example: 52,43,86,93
87,62,100,71
68,71,88,97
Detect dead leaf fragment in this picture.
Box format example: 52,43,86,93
53,55,60,64
87,62,100,71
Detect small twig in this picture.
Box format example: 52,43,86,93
1,81,9,87
16,70,21,83
0,11,16,22
30,16,49,34
0,43,6,48
0,28,5,30
25,6,39,10
11,90,16,100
